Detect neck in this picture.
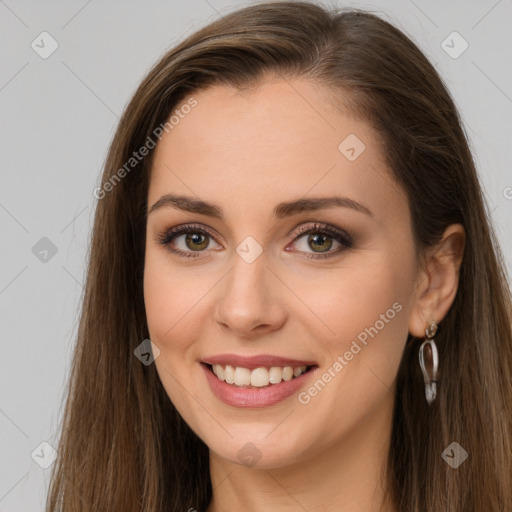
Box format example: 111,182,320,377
206,392,396,512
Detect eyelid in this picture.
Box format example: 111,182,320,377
289,222,353,245
156,223,220,247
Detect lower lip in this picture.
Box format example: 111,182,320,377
201,363,317,408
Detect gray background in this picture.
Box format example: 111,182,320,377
1,0,511,510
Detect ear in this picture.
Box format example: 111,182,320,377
408,223,466,337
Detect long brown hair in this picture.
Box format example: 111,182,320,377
46,2,512,511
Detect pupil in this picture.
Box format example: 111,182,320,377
308,233,332,252
186,233,208,250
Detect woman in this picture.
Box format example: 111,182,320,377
46,2,512,511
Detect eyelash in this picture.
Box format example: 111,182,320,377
156,222,353,260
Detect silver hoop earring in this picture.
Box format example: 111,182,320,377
418,320,439,405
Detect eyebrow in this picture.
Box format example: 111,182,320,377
147,193,373,219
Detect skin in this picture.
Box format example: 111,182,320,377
143,77,465,512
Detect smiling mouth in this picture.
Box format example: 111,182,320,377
204,363,317,389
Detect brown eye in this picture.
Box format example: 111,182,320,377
184,232,210,251
307,233,333,253
157,224,221,258
289,223,353,260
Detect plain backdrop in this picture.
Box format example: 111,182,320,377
1,0,511,510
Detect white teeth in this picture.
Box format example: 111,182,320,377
234,367,251,386
293,366,307,377
250,367,269,387
268,366,282,384
282,366,294,381
211,364,309,387
224,364,235,384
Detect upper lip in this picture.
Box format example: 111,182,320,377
202,354,318,369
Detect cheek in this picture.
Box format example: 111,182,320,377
303,258,410,348
303,251,414,398
143,248,204,350
290,269,410,445
143,252,200,410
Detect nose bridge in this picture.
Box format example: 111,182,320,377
226,232,268,291
214,241,284,334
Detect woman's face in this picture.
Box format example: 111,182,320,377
144,77,420,468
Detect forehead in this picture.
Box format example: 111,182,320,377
148,78,405,223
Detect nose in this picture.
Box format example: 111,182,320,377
214,249,287,338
